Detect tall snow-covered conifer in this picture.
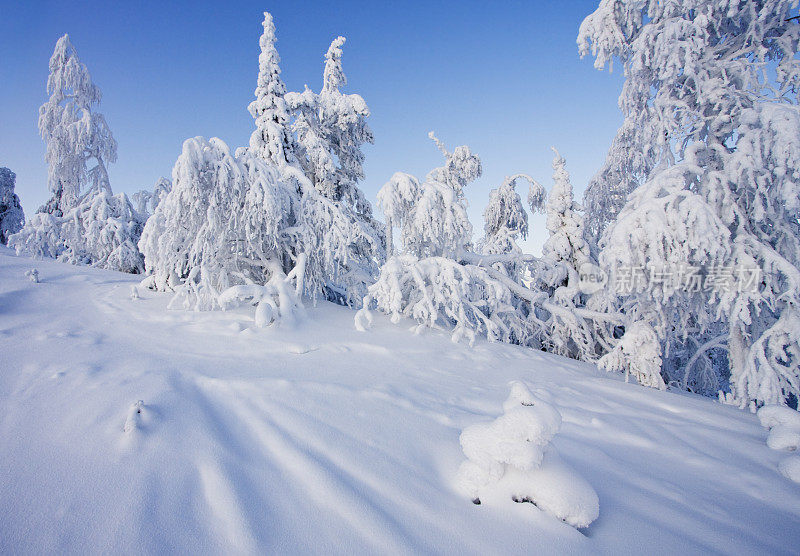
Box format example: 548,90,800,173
542,149,590,296
248,12,296,167
284,34,385,305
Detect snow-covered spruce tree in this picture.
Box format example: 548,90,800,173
0,168,25,244
248,12,296,168
284,35,384,305
9,35,145,273
579,0,800,406
37,34,117,215
536,149,605,361
132,177,172,220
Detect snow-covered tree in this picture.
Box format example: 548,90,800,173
0,168,25,245
580,0,800,406
9,34,144,273
286,37,372,204
401,132,481,259
542,149,590,285
282,34,384,305
38,34,117,215
141,138,280,305
248,12,296,167
377,172,420,257
132,177,172,220
578,0,800,244
481,174,541,257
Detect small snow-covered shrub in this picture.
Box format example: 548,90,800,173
0,168,24,244
455,382,599,528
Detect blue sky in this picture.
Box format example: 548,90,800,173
0,0,624,254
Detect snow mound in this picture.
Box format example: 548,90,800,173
456,381,599,528
778,456,800,483
758,405,800,451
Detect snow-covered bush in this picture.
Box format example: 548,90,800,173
0,168,24,244
579,0,800,406
598,321,665,390
10,190,144,273
455,382,599,528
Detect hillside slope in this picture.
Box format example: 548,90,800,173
0,247,798,554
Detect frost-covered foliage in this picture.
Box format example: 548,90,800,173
10,190,144,273
580,0,800,406
455,382,599,528
38,34,117,215
132,177,171,220
0,168,25,245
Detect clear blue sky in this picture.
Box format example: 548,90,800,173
0,0,623,254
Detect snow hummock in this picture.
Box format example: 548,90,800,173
456,382,598,528
1,246,799,553
758,405,800,484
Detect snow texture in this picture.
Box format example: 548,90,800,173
1,247,799,553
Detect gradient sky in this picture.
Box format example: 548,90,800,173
1,0,624,254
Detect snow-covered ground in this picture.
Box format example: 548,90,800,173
1,246,798,554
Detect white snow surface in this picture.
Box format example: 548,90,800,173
1,246,799,554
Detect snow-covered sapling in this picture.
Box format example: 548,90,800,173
456,382,599,528
26,269,40,283
123,400,145,434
